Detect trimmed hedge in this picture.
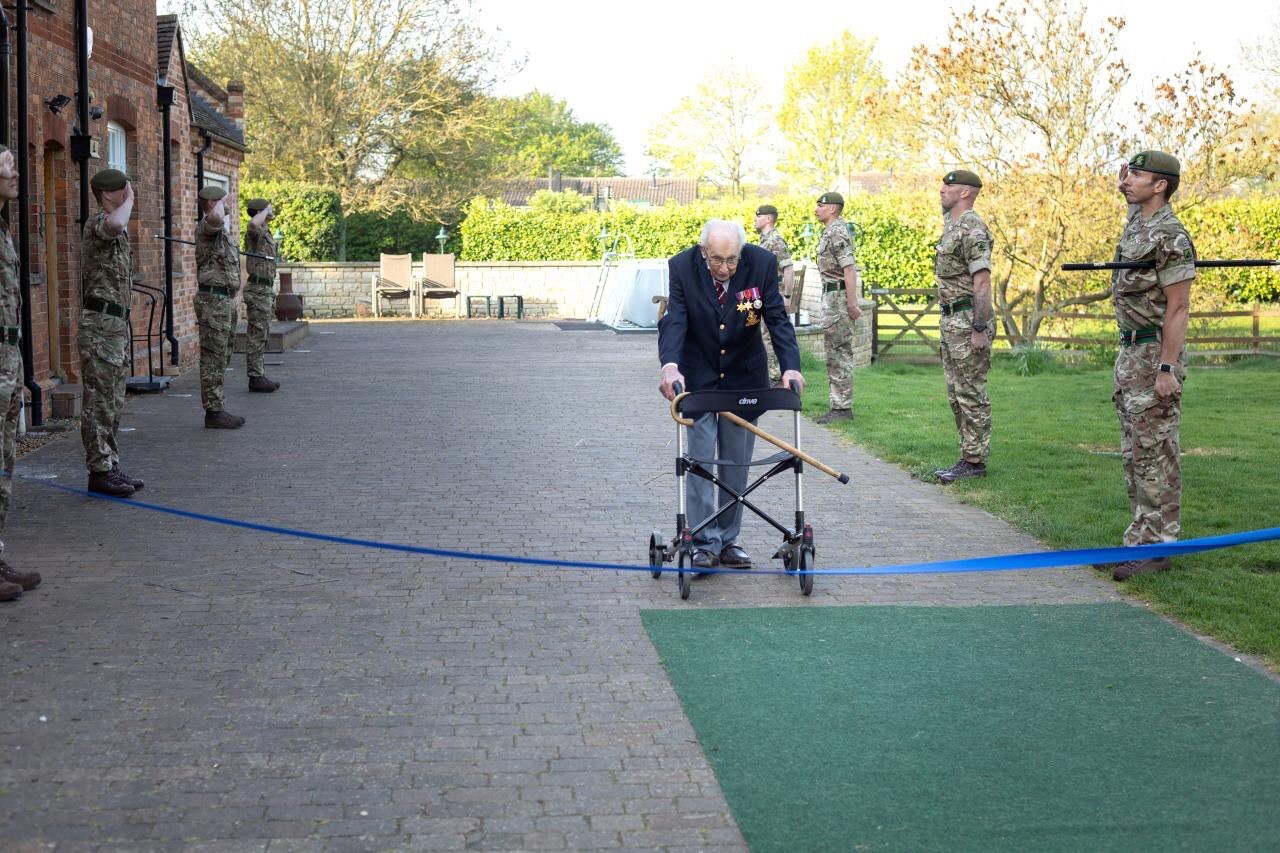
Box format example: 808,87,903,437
239,180,343,262
460,193,1280,301
1180,198,1280,302
459,193,940,292
344,209,462,261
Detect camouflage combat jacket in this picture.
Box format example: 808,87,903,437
0,228,19,333
244,223,276,286
1111,204,1196,331
196,217,241,296
82,211,132,308
816,218,856,285
757,227,793,284
934,209,992,303
79,211,133,365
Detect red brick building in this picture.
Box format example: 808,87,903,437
11,1,244,419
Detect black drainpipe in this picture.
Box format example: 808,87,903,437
0,7,9,220
158,79,179,364
17,0,41,424
195,129,211,220
73,0,89,229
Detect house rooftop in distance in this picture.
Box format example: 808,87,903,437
502,176,700,207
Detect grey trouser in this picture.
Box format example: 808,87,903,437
686,412,756,553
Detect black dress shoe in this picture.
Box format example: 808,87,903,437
719,544,751,568
691,549,717,570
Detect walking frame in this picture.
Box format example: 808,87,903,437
649,382,850,600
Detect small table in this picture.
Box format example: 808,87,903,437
466,295,492,318
496,295,524,319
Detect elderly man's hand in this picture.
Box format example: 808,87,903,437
781,370,805,395
659,364,685,401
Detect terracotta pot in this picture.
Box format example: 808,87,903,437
274,271,304,320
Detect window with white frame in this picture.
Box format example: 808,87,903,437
107,121,127,172
203,171,230,194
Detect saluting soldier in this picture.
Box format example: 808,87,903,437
0,146,42,601
1099,151,1196,581
195,185,246,428
80,168,145,497
813,191,862,423
242,198,280,392
932,169,995,483
753,204,795,385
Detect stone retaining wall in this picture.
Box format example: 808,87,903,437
283,260,873,366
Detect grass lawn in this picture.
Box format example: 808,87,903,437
799,352,1280,666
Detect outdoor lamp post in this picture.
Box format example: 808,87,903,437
435,226,448,255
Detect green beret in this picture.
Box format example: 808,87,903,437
817,191,844,206
1128,150,1180,177
90,168,130,192
199,185,227,201
943,169,982,188
0,144,7,154
755,204,778,217
246,198,270,214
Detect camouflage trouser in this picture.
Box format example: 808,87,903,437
820,288,854,409
79,350,127,474
939,313,992,463
195,292,234,412
1113,343,1182,546
0,345,23,534
762,324,781,384
224,304,238,371
243,284,274,378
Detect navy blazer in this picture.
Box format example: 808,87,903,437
658,242,801,391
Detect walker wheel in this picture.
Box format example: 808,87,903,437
649,531,663,579
677,550,692,600
799,547,814,596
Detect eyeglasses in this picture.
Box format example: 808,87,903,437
705,254,740,269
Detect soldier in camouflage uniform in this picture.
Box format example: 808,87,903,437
812,191,862,423
1095,151,1196,581
80,168,145,497
753,204,795,385
932,170,995,483
242,199,280,392
195,186,246,429
0,146,42,601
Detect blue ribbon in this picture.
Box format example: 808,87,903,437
21,477,1280,577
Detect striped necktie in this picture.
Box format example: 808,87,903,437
714,279,727,306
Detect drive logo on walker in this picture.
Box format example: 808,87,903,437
739,397,758,405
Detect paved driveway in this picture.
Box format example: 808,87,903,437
2,321,1115,850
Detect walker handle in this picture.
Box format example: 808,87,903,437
673,381,684,395
787,379,799,394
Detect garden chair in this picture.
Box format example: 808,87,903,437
420,253,461,318
371,253,419,317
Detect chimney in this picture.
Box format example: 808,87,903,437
226,80,245,130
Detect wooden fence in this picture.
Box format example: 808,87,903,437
869,287,1280,361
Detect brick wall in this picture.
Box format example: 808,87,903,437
14,1,243,417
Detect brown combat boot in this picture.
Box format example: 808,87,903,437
88,469,136,497
204,410,246,429
248,375,280,392
814,408,852,425
0,558,41,590
112,465,144,490
0,578,20,601
1112,557,1172,581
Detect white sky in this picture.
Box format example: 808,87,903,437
477,0,1278,174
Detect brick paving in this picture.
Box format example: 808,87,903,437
2,321,1118,850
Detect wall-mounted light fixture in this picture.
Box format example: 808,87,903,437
44,94,72,115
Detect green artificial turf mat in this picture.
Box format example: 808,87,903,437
642,604,1280,851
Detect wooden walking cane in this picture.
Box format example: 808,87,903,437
670,392,851,485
